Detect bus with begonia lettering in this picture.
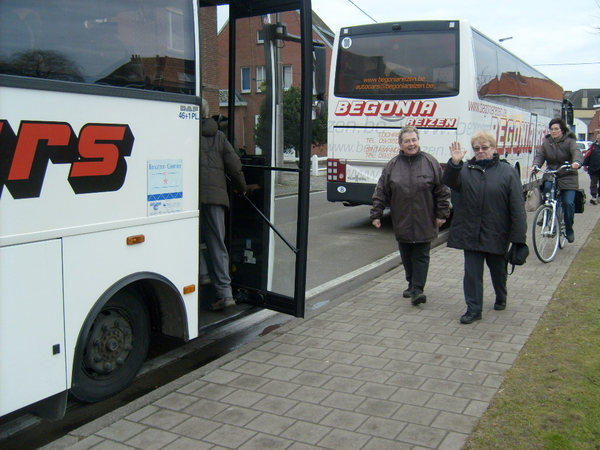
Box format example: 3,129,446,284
326,20,565,206
0,0,322,421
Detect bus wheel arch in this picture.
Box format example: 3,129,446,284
70,273,188,403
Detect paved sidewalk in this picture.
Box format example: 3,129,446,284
43,190,600,450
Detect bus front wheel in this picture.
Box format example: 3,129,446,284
70,289,150,403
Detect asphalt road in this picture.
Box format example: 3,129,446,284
305,191,397,290
269,187,398,296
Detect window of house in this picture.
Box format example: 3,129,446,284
257,29,264,44
241,66,251,93
256,66,265,92
283,65,292,90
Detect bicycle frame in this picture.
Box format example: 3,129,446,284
541,175,561,235
532,164,571,263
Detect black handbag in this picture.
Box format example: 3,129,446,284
574,189,586,214
506,243,529,274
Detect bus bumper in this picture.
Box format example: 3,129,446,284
326,182,376,206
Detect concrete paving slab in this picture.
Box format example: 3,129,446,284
41,174,600,450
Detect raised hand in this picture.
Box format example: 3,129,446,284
449,141,467,164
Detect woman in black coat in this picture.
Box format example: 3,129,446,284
443,131,527,324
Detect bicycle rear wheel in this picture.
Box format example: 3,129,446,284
532,205,559,263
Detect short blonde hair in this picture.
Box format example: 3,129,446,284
471,130,496,148
201,98,210,119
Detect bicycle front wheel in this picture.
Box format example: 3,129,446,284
557,205,567,249
532,205,559,263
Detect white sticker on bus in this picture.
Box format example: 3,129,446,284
147,160,183,216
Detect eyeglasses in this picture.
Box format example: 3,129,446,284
472,146,491,151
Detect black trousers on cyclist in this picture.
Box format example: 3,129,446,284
463,250,507,315
398,241,431,294
589,171,600,198
543,181,576,239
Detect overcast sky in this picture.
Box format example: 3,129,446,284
219,0,600,93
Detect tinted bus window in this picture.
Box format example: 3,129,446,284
473,30,562,116
334,30,458,99
0,0,195,94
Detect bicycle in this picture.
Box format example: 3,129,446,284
531,164,572,263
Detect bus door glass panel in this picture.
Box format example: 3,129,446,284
334,30,458,99
0,0,195,94
226,6,308,317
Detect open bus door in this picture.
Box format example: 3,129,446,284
201,0,321,321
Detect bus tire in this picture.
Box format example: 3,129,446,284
70,289,150,403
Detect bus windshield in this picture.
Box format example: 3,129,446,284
0,0,195,94
334,28,458,99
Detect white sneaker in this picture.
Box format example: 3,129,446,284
210,297,236,311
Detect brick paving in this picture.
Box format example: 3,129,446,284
42,176,600,450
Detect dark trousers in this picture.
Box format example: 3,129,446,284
589,171,600,198
398,242,431,293
463,250,507,315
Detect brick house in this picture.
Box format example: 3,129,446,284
200,7,221,118
216,10,334,155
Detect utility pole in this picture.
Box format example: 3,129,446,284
263,17,305,184
275,13,284,184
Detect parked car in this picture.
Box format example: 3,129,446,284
577,141,592,158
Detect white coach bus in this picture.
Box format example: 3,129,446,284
326,20,565,206
0,0,322,420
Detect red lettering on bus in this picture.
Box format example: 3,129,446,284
334,100,438,118
68,124,134,194
8,122,75,180
71,125,129,177
0,121,134,199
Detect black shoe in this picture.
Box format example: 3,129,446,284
567,233,575,243
402,288,414,298
494,301,506,311
460,312,482,324
411,291,427,305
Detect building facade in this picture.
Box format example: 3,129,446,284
217,10,333,155
567,88,600,141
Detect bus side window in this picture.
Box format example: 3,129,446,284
0,3,43,63
85,21,144,87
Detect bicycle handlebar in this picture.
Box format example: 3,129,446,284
532,164,573,175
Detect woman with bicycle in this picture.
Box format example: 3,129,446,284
444,131,527,325
532,118,583,243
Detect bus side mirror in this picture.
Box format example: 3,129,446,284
313,43,326,120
